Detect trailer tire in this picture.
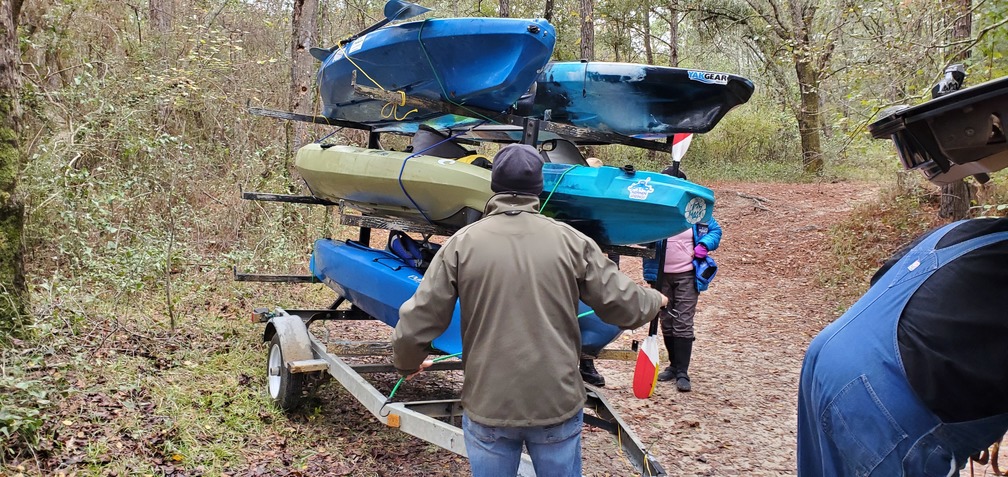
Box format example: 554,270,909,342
267,334,305,411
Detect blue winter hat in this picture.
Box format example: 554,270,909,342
491,144,545,196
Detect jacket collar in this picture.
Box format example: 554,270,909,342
484,193,540,216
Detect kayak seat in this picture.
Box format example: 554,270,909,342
408,124,474,159
540,139,589,166
457,154,493,170
388,230,441,271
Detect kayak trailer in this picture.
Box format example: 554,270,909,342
239,109,672,476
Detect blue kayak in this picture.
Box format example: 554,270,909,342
519,61,755,137
309,238,620,356
540,163,714,245
315,17,556,130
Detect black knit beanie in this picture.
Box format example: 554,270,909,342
491,144,545,196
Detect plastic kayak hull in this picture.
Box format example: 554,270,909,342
295,143,492,227
521,61,755,137
540,163,715,245
309,238,620,356
316,17,556,131
296,144,715,245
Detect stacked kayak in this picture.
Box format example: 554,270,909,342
310,238,621,356
314,17,556,132
519,61,755,137
295,143,715,245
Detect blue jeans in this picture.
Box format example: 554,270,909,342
463,411,583,477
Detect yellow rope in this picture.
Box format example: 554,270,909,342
334,43,417,122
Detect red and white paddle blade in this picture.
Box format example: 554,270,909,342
632,334,660,399
671,133,693,162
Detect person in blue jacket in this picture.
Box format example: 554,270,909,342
797,217,1008,476
642,167,722,392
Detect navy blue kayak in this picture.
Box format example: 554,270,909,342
309,238,620,357
315,17,556,131
518,61,755,137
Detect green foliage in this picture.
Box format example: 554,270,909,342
0,347,65,462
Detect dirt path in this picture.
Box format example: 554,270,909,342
577,181,878,476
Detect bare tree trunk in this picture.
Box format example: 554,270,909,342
543,0,554,23
287,0,319,185
579,0,595,157
498,0,509,18
643,0,653,64
0,0,26,333
149,0,173,33
939,0,973,219
795,57,824,175
668,2,679,66
579,0,594,61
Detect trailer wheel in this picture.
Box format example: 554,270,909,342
267,334,305,411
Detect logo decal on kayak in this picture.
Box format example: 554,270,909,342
627,178,655,200
438,159,456,166
407,274,423,284
348,34,367,54
687,70,729,85
685,198,707,224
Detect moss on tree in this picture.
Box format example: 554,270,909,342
0,99,26,335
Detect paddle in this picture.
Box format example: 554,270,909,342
310,0,432,61
632,134,691,399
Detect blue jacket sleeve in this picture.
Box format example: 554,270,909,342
696,217,722,251
642,240,662,283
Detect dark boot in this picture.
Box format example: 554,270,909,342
580,359,605,387
657,336,676,382
672,337,694,392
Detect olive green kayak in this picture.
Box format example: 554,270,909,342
295,143,493,227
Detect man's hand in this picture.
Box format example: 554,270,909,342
660,294,669,308
406,359,434,380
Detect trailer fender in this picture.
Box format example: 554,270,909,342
262,313,314,364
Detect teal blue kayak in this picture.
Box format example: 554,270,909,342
540,163,715,245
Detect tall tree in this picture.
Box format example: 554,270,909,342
499,0,510,18
939,0,973,220
697,0,856,175
0,0,25,333
667,1,680,66
642,0,654,64
544,0,555,23
287,0,319,178
579,0,595,61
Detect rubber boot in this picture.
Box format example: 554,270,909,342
657,336,676,382
672,337,694,392
580,359,606,387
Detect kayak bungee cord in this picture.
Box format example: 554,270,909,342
396,125,487,226
333,42,418,121
538,164,581,212
379,310,595,417
416,20,502,125
379,351,462,417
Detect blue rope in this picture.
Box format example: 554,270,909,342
396,124,488,225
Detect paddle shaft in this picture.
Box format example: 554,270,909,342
647,235,668,335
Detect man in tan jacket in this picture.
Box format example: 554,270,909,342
392,143,666,477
